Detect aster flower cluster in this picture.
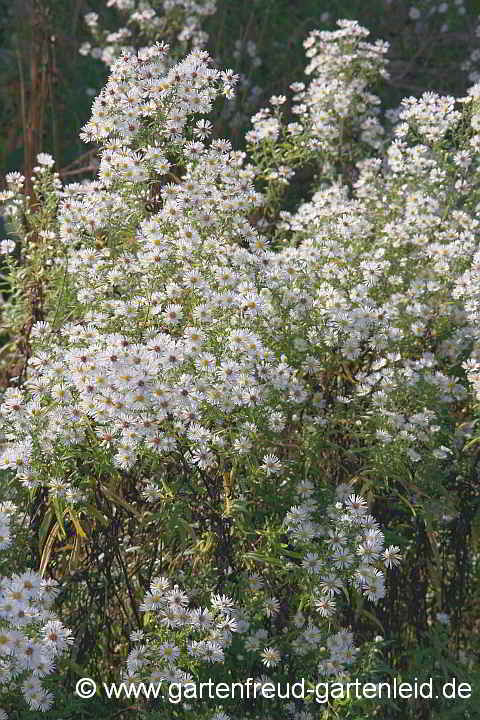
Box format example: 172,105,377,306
224,483,401,702
122,576,243,690
280,485,401,677
0,511,72,714
251,33,480,478
80,42,237,147
287,491,399,603
247,20,389,198
80,0,216,69
298,20,388,152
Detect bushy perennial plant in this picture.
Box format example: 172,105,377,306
247,21,480,474
1,16,480,718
